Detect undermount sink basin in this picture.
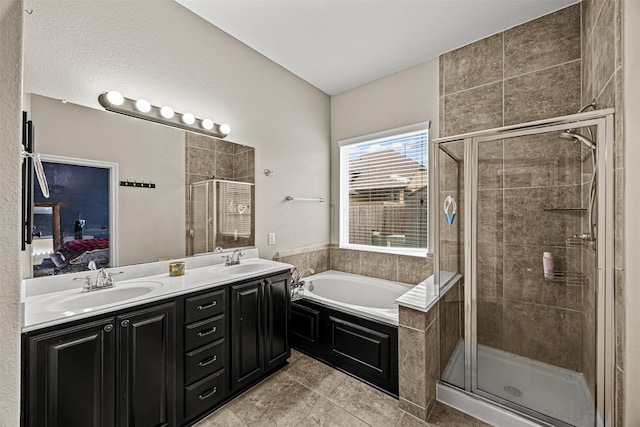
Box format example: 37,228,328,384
51,281,163,312
222,263,270,275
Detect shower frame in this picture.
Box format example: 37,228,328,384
431,108,615,426
188,178,254,255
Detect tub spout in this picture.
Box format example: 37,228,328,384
292,267,314,283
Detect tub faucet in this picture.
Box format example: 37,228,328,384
292,267,314,283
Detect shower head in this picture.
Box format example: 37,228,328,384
559,131,596,150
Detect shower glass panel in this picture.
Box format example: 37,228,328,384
433,110,614,427
474,129,596,427
436,139,465,390
190,180,214,255
189,179,255,255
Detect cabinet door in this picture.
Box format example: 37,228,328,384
117,303,176,427
26,319,115,427
230,280,264,391
264,275,290,371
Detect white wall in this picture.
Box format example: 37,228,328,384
623,0,639,424
0,1,24,425
30,94,186,267
329,59,440,243
23,0,331,260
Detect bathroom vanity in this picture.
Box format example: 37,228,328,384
20,256,291,427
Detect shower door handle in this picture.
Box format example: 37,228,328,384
597,268,604,296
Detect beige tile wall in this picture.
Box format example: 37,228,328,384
581,0,625,424
440,4,587,372
398,305,439,420
272,244,331,276
398,283,461,421
273,244,434,286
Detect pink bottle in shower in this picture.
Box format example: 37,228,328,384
543,252,554,278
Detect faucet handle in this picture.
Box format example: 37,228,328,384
74,275,94,291
106,271,124,286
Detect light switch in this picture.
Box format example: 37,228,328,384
268,233,276,245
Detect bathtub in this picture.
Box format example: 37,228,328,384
290,270,413,396
301,270,414,325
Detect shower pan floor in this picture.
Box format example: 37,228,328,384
441,341,595,427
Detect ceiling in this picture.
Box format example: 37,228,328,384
176,0,578,96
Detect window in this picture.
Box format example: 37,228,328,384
339,122,429,256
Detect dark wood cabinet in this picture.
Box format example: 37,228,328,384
24,303,176,427
230,273,290,392
264,275,290,371
117,303,176,427
230,280,264,390
25,318,115,427
23,269,291,427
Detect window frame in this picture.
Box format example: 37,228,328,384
338,121,430,258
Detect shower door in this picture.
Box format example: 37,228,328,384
190,180,215,255
435,111,615,427
472,123,600,427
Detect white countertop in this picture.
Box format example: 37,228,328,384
22,254,292,333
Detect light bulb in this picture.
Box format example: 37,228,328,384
201,119,214,130
135,99,151,113
160,106,174,119
219,123,231,135
106,91,124,106
182,113,195,125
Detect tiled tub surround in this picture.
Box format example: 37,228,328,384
272,244,331,276
398,282,463,421
274,244,435,285
581,0,626,424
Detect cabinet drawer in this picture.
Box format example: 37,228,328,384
185,369,225,419
185,315,225,351
185,289,225,323
185,339,225,385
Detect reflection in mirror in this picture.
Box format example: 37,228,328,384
26,93,255,278
32,158,115,277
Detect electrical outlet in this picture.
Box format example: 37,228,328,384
268,232,276,245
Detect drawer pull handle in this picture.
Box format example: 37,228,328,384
197,327,217,337
198,387,217,400
197,301,217,310
197,355,217,367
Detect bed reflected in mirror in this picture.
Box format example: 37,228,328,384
32,159,115,277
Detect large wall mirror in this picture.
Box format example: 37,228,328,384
25,93,255,278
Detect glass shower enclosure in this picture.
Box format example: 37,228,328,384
189,179,255,255
432,109,615,427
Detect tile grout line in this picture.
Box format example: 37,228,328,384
504,58,582,82
444,59,581,99
282,362,378,426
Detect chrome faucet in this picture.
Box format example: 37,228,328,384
292,267,314,283
76,264,124,292
223,249,244,266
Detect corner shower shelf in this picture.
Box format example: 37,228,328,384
544,271,587,285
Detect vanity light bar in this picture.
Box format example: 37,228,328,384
98,91,231,139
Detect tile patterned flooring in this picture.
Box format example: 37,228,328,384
196,350,490,427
